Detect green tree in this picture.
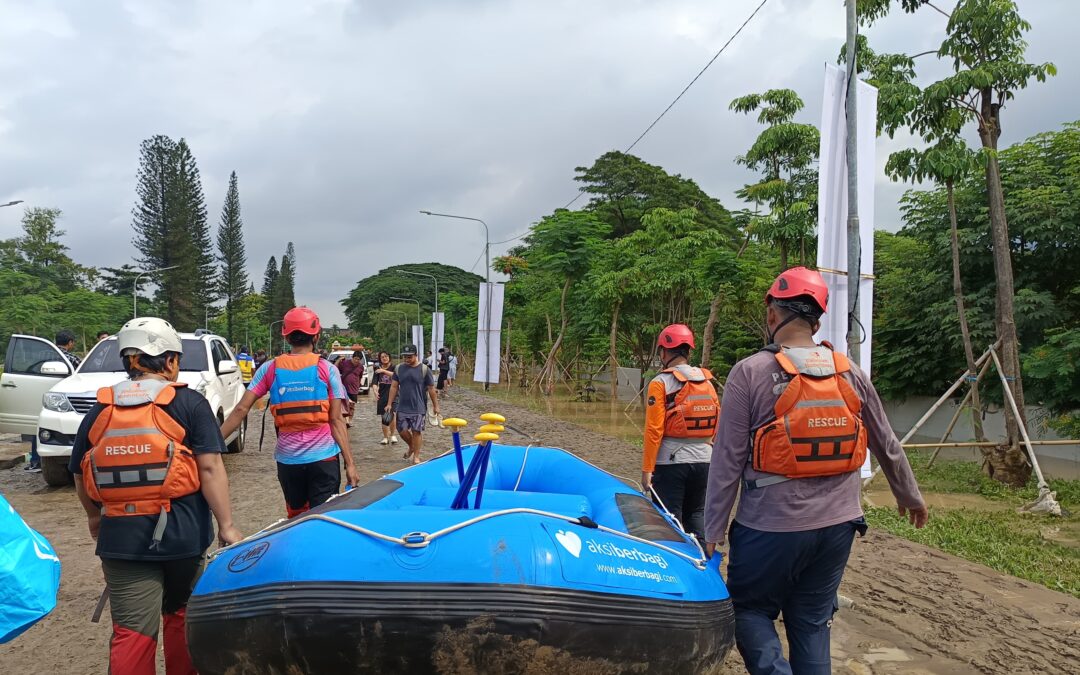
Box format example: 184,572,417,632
16,207,84,290
260,256,279,351
862,0,1056,485
341,263,484,336
525,209,611,391
273,242,297,331
730,89,820,270
131,135,216,330
574,151,734,239
216,171,248,344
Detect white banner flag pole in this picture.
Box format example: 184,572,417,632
474,282,504,385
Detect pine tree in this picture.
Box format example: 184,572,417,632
216,171,248,343
276,242,297,315
132,135,177,317
131,135,216,330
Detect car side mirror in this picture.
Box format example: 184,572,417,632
218,360,239,374
40,361,71,376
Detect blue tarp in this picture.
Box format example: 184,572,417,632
0,492,61,643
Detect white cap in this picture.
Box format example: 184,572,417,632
117,317,184,357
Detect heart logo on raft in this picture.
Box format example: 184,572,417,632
554,529,668,569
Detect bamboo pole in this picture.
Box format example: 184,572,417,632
990,348,1048,489
926,357,993,468
903,439,1078,449
863,342,999,487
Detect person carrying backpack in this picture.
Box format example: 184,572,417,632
385,344,439,465
704,267,929,674
69,317,242,675
641,324,719,544
221,307,359,518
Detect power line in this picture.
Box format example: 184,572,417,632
468,247,486,273
563,0,771,210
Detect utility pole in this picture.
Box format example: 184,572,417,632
844,0,861,365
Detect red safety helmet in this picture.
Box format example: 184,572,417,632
282,306,322,335
657,324,695,350
766,267,829,314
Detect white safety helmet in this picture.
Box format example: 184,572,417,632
117,317,184,357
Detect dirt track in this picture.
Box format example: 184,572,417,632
1,387,1077,674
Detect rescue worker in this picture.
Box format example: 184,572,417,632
221,307,359,518
642,324,719,543
705,267,929,674
69,317,242,675
236,345,255,385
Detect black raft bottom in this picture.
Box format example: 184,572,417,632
186,582,734,675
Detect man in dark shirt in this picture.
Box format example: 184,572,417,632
55,329,82,370
70,317,241,675
386,344,439,464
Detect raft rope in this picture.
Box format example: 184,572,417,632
210,506,708,570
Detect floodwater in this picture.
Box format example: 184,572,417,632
463,382,646,446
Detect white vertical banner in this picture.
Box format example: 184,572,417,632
474,282,504,384
816,63,878,478
430,312,445,365
411,324,424,359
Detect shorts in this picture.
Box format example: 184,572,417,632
276,457,341,516
376,388,391,416
396,413,426,434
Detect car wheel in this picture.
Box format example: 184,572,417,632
227,417,246,454
42,457,74,487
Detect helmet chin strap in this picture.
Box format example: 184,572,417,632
767,313,819,345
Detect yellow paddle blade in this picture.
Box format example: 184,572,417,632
478,424,505,433
479,412,506,424
474,432,499,442
442,417,468,428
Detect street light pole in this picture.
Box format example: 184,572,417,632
389,297,421,326
133,265,180,318
419,210,490,282
269,320,284,355
396,270,439,316
0,200,24,208
845,0,861,366
382,310,410,353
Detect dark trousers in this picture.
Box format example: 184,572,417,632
727,518,866,675
276,458,341,518
651,462,709,542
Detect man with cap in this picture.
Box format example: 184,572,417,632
385,344,439,465
222,307,359,518
705,266,928,674
642,323,719,544
69,317,242,675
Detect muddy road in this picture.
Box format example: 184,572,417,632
1,388,1077,674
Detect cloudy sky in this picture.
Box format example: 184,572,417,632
1,0,1075,325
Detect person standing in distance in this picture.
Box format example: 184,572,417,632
222,307,359,518
69,317,242,675
373,351,398,445
235,345,255,386
641,324,719,544
385,344,439,465
705,267,929,674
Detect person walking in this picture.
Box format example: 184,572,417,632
337,350,366,428
236,345,255,385
221,307,359,518
446,350,458,390
373,351,398,445
705,267,929,675
385,344,439,465
69,317,242,675
253,350,268,369
641,324,719,544
436,347,451,398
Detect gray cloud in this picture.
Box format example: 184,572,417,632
0,0,1075,325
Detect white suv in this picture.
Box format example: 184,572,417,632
0,330,246,487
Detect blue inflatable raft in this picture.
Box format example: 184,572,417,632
187,438,734,674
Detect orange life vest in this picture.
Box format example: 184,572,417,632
268,353,331,432
81,380,201,530
751,348,867,479
662,366,720,439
